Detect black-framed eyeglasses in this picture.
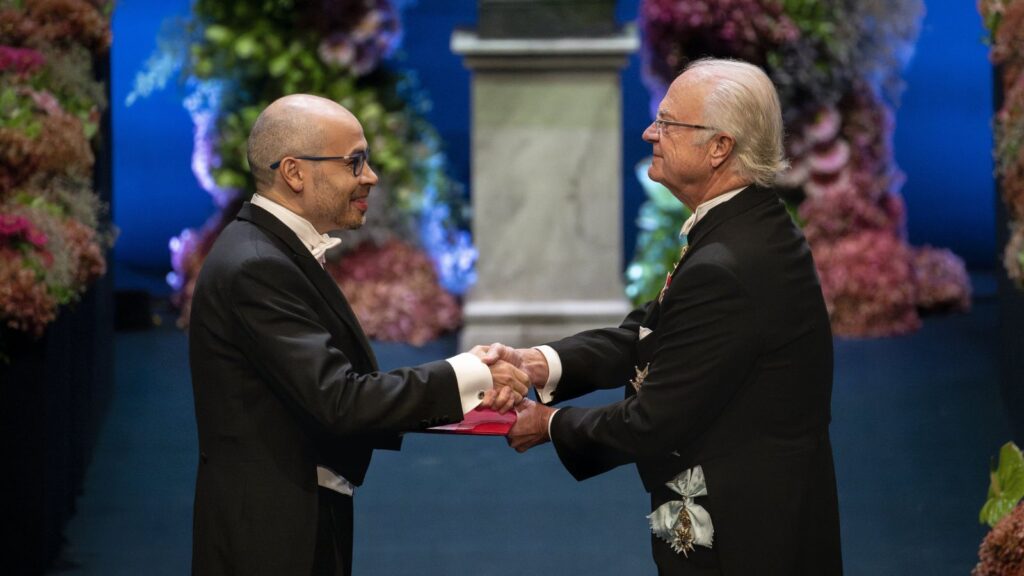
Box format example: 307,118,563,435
651,119,717,137
269,149,370,177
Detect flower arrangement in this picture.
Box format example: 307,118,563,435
811,230,920,337
974,502,1024,576
981,0,1024,289
632,0,971,337
0,213,56,337
133,0,475,343
974,442,1024,575
0,0,114,353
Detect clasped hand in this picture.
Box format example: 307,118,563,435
471,343,556,452
476,357,529,413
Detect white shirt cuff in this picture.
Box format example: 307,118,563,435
533,345,562,404
547,408,559,443
446,352,493,415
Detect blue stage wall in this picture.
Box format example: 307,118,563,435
111,0,996,285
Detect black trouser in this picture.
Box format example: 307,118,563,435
312,487,354,576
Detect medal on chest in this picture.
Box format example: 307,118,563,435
630,362,650,392
658,244,690,304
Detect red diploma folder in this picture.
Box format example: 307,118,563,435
426,407,517,435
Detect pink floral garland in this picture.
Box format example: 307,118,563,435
0,1,113,341
789,89,970,336
981,0,1024,288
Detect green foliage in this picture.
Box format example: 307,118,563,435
780,0,834,39
0,85,41,136
181,0,452,219
981,442,1024,527
34,46,107,139
625,158,691,306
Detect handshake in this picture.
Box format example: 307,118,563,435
469,343,557,453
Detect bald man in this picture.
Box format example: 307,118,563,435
188,94,528,576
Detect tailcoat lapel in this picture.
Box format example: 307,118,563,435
669,185,779,284
237,202,379,369
684,185,777,253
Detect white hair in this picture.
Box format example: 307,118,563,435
684,58,788,186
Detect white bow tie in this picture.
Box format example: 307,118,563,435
310,235,342,262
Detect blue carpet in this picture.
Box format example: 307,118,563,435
50,288,1010,575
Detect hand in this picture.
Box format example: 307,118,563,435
506,398,555,453
479,360,529,414
471,342,550,389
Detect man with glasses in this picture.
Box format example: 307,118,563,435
484,58,842,575
188,94,528,576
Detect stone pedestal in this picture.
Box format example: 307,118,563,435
452,28,638,349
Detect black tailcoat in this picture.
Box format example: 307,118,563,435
189,203,464,575
547,186,842,575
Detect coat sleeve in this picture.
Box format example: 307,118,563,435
550,260,762,481
544,301,653,403
228,254,465,436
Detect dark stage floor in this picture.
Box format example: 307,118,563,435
48,279,1010,575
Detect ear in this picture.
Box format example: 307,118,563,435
278,158,306,194
708,134,735,169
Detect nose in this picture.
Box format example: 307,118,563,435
642,122,659,144
361,162,379,185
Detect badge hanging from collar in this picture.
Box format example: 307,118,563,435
648,465,714,556
658,244,690,304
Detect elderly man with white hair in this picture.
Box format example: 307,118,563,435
487,58,843,575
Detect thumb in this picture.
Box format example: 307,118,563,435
480,345,502,365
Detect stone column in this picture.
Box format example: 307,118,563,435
452,25,638,349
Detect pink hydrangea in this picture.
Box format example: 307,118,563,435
640,0,798,91
328,240,461,345
973,501,1024,576
805,106,843,144
812,231,920,337
799,184,905,246
64,216,105,286
911,246,972,312
0,248,57,337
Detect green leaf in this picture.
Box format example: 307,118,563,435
268,53,291,77
194,58,214,77
204,25,233,45
980,442,1024,527
234,35,258,59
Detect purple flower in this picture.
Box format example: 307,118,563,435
317,3,401,76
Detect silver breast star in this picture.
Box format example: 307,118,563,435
630,362,650,392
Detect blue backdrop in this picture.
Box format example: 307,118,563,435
111,0,996,289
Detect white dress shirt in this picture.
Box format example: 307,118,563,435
251,194,493,496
